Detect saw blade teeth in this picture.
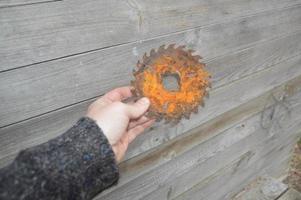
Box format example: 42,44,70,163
156,115,163,122
188,49,195,54
207,82,212,88
164,118,171,124
193,55,202,61
158,45,166,52
188,49,195,56
168,44,176,50
143,52,148,60
183,111,190,119
200,99,205,107
136,60,142,69
130,80,135,86
150,49,156,57
193,107,199,114
132,44,210,124
177,45,186,50
173,117,181,124
204,90,209,98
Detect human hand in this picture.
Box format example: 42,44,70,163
86,86,154,163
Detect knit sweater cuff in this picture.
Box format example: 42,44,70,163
0,117,119,200
70,117,119,196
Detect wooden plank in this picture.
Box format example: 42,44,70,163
172,108,301,200
210,32,301,89
171,106,301,200
1,7,301,127
232,176,288,200
1,52,301,169
174,134,299,200
278,188,301,200
138,93,301,200
125,55,301,160
1,0,301,70
208,148,294,200
0,101,89,167
97,87,301,200
0,0,59,8
0,72,299,197
113,75,301,190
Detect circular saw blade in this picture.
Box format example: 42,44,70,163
132,44,211,123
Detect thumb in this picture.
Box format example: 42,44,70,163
125,97,150,119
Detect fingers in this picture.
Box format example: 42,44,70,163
126,119,155,144
128,115,150,129
103,86,133,102
112,139,128,163
112,119,155,163
124,97,150,119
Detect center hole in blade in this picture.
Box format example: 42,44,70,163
162,72,180,92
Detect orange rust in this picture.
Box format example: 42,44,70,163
132,44,211,123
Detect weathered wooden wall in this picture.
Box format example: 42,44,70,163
1,0,301,199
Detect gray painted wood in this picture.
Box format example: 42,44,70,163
138,92,301,200
1,1,301,199
97,86,301,200
232,176,288,200
278,189,301,200
172,98,301,200
1,51,301,171
1,54,301,169
235,158,292,200
0,79,297,200
174,137,298,200
0,102,90,167
110,75,301,192
1,0,301,70
1,7,301,127
125,55,301,160
210,32,301,89
0,0,59,8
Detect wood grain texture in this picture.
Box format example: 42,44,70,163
98,75,301,197
97,83,301,200
1,6,301,127
1,0,301,70
1,53,301,169
0,0,59,8
125,54,301,160
1,1,301,199
171,109,301,200
223,158,293,200
174,136,298,200
232,177,288,200
95,77,301,196
210,31,301,89
278,189,301,200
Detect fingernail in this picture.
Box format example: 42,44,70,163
140,97,150,105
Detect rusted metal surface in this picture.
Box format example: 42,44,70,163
132,44,211,123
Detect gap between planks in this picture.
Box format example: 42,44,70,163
95,76,301,199
1,28,301,129
1,52,301,168
141,92,301,200
174,135,299,200
1,1,301,72
98,80,301,200
0,0,62,9
2,5,301,127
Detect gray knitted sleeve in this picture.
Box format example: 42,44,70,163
0,117,119,200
